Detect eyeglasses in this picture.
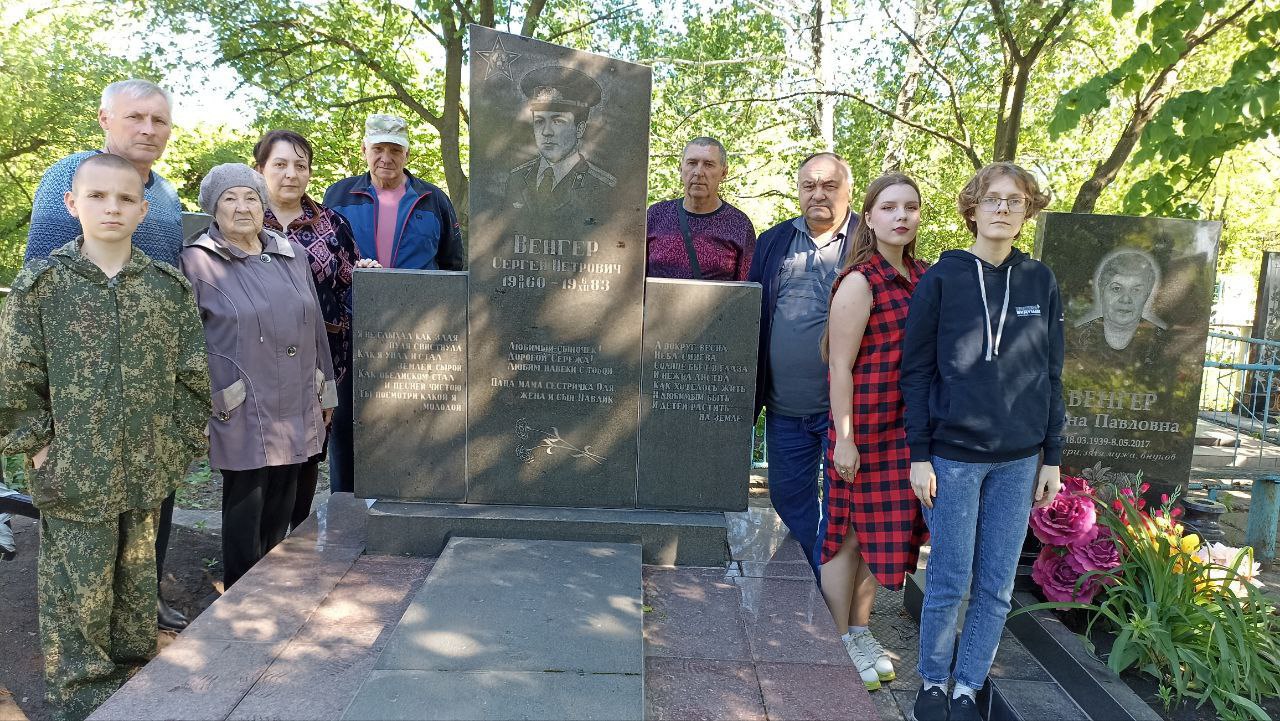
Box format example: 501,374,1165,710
978,196,1027,212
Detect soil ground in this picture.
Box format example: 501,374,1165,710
0,518,223,721
0,464,327,721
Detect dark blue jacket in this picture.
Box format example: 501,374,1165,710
322,171,464,270
747,215,855,417
900,248,1066,465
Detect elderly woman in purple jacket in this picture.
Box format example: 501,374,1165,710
181,163,337,588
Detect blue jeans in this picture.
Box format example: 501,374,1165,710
764,410,828,577
918,454,1038,689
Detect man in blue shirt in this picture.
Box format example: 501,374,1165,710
748,152,855,577
24,79,189,631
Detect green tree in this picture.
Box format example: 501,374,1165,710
0,7,157,283
146,0,636,229
1053,0,1280,214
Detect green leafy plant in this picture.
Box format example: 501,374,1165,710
1017,484,1280,720
1,455,28,493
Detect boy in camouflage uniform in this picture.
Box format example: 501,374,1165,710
0,154,211,721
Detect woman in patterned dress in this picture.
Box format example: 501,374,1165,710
818,173,929,690
253,130,379,528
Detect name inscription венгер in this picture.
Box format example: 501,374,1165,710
649,341,750,423
355,331,465,411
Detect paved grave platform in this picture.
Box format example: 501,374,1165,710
344,537,644,720
89,494,877,721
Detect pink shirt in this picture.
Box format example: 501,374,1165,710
374,181,407,267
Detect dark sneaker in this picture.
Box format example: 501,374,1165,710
912,684,949,721
949,693,980,721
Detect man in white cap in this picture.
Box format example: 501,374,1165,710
323,113,464,270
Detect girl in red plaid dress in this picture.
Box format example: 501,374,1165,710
818,173,929,691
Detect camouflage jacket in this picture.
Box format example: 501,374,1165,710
0,239,211,521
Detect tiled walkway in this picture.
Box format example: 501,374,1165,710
89,495,880,720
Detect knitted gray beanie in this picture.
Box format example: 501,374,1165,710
199,163,269,216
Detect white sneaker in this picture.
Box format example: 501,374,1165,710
851,630,896,681
842,633,882,690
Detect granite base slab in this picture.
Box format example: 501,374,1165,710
343,669,643,721
367,500,729,566
344,537,644,721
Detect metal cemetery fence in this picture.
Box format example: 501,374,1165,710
1199,326,1280,563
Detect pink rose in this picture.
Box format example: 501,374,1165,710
1030,490,1099,546
1061,475,1092,495
1032,547,1101,603
1066,527,1120,575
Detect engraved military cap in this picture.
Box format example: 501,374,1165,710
519,66,603,114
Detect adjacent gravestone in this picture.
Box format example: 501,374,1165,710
466,26,651,508
353,270,468,500
181,212,210,240
1244,252,1280,417
1036,211,1221,490
639,279,759,511
1251,252,1280,341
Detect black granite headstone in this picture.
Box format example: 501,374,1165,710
181,211,210,240
639,279,759,511
1036,212,1220,490
1244,252,1280,416
465,26,650,507
353,269,468,500
1250,252,1280,341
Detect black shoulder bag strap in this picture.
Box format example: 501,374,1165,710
675,203,704,280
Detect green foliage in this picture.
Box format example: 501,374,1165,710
0,7,157,284
1052,0,1280,217
1125,8,1280,215
175,459,217,510
156,125,256,210
1,455,28,493
1017,489,1280,720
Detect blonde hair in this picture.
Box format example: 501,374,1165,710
956,162,1050,236
820,173,921,361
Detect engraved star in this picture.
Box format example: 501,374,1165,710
477,38,520,81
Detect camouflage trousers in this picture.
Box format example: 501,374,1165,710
38,507,159,721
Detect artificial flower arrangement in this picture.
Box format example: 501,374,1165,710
1021,474,1279,720
1028,475,1262,602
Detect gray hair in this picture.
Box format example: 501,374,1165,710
683,136,728,167
797,151,852,185
101,79,173,114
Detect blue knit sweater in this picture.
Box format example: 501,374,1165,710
25,151,183,267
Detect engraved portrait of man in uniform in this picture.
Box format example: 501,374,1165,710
1072,247,1168,363
505,65,617,222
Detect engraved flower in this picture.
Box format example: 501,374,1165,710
514,418,531,440
515,445,534,463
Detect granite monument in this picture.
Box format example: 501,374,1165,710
1036,211,1220,490
353,27,761,564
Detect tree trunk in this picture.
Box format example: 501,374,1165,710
1072,108,1153,213
437,7,468,232
993,58,1033,161
882,0,938,172
812,0,835,151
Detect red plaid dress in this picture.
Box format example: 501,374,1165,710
823,252,929,588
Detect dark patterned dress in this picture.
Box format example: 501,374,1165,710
264,196,360,384
823,251,929,588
